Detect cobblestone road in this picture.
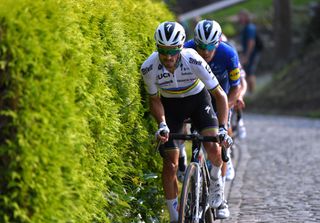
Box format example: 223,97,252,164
224,113,320,223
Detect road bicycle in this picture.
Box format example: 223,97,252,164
167,132,229,223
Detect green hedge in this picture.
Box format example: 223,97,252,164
0,0,173,222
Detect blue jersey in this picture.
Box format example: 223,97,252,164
184,40,240,94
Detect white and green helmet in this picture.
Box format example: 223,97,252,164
154,21,186,47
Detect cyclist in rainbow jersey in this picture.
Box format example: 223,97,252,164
141,21,233,223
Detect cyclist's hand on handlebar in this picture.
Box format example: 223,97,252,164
218,127,233,148
155,122,170,143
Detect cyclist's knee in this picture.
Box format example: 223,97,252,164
205,142,220,156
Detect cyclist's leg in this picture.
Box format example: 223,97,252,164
221,110,230,178
225,109,235,181
177,123,188,182
191,89,223,208
237,109,247,139
190,90,220,168
160,96,193,222
162,149,180,221
216,110,233,218
201,128,223,209
217,153,231,219
221,162,227,184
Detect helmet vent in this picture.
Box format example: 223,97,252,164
197,29,201,39
158,30,164,42
211,31,217,42
172,31,180,44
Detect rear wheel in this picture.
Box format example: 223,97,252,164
178,163,199,223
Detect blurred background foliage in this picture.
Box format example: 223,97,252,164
0,0,173,222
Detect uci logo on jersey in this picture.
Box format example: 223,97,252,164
157,72,171,80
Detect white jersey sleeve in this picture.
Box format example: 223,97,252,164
140,52,158,95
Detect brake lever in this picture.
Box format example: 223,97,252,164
155,140,162,154
154,130,168,154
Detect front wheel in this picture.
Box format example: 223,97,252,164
178,163,200,223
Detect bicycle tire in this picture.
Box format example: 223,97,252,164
178,163,199,223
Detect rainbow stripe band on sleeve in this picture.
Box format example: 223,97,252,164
162,79,200,94
209,84,221,94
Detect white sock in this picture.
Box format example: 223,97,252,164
178,142,187,172
222,176,226,187
178,142,186,158
222,175,226,182
227,149,231,158
221,176,226,200
238,118,244,126
210,164,221,180
166,198,179,222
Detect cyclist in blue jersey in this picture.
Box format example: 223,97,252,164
180,19,241,219
222,33,248,140
141,21,233,223
220,33,248,178
233,66,248,139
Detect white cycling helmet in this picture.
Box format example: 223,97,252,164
194,20,222,46
154,21,186,47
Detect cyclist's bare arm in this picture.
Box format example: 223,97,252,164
228,84,241,108
149,94,165,124
239,76,247,98
236,76,247,109
210,85,228,129
149,94,169,142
